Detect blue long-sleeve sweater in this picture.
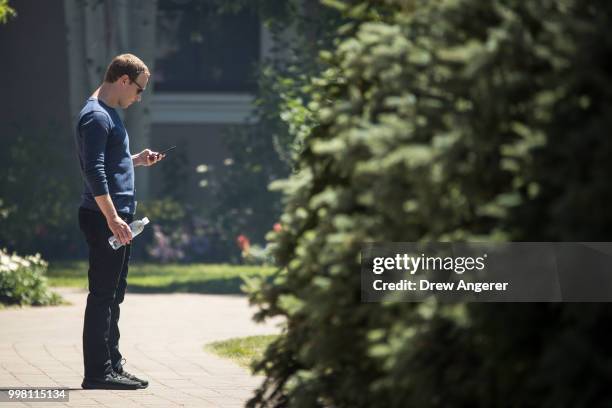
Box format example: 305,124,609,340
74,97,136,215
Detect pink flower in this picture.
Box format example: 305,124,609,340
273,223,282,233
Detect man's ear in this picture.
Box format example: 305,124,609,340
120,74,130,85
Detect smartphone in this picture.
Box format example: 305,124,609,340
158,146,176,156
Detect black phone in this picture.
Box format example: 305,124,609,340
158,146,176,156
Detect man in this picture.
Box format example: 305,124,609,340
74,54,164,390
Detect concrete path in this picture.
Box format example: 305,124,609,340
0,288,283,407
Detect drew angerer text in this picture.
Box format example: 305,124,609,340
373,279,509,293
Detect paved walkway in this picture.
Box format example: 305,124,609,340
0,288,283,407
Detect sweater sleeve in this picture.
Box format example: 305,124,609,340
79,111,110,196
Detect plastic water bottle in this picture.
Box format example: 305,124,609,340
108,217,150,250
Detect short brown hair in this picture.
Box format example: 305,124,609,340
104,53,150,83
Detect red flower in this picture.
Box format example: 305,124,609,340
236,234,251,252
273,223,282,233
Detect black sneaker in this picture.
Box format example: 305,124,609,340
115,358,149,388
82,371,143,390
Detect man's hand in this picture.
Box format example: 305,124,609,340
107,216,133,245
94,194,132,246
132,149,166,167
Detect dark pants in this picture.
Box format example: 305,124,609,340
78,207,133,378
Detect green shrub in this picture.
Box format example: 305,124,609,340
246,1,612,407
0,249,62,306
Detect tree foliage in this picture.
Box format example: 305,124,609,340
0,0,15,24
246,0,612,406
204,0,346,246
0,122,82,258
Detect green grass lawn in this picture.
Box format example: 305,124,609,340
46,261,276,295
205,335,279,369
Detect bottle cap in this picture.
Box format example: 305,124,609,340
142,217,150,225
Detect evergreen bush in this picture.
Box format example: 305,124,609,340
247,1,612,406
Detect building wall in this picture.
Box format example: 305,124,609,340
0,0,83,206
0,0,71,130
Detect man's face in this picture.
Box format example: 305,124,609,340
118,72,149,109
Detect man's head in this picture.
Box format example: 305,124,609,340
103,54,150,108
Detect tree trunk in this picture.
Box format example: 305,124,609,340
124,0,157,200
63,0,158,199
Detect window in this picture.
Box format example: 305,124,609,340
155,0,260,93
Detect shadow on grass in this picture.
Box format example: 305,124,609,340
127,275,275,295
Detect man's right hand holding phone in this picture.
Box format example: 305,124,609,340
155,146,176,160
